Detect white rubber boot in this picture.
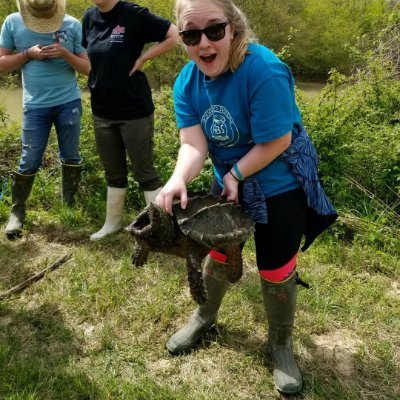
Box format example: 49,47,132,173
90,187,127,241
143,186,162,205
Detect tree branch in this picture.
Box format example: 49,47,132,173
0,253,72,300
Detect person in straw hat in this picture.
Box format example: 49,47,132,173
0,0,90,239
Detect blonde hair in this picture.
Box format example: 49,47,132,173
175,0,257,72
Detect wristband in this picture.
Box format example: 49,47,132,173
232,163,244,181
229,170,240,182
23,49,31,59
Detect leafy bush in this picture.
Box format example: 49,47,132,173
0,0,395,81
304,61,399,204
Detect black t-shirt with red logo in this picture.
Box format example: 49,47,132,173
82,1,171,120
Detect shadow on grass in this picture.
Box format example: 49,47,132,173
181,321,398,399
298,334,400,400
183,278,400,399
0,302,100,400
0,238,42,289
32,220,134,251
31,221,94,245
237,287,399,399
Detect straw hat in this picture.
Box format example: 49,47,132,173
16,0,66,33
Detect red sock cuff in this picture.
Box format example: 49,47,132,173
209,250,228,264
259,253,298,282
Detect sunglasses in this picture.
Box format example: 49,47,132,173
179,22,230,46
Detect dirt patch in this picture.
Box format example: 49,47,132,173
310,329,362,377
387,281,400,300
0,315,12,327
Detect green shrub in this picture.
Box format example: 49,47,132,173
0,0,394,81
299,58,400,207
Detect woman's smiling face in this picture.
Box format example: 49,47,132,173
179,0,234,79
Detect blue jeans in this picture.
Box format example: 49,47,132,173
18,98,82,174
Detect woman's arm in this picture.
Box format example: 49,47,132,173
236,131,291,177
156,124,208,215
222,131,292,203
129,24,179,76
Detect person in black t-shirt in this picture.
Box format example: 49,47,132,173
82,0,179,241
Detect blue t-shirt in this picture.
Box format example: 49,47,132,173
173,43,302,197
0,13,85,108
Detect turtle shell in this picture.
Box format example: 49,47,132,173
173,195,255,248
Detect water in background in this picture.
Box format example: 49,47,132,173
296,81,326,97
0,87,22,121
0,83,325,122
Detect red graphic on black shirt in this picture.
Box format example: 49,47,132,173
112,25,125,35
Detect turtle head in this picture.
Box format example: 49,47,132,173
126,203,175,245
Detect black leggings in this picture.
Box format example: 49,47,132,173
210,180,307,271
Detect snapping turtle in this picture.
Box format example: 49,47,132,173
125,195,255,304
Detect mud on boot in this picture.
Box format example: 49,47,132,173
261,272,303,394
166,256,230,355
5,172,35,240
61,163,82,205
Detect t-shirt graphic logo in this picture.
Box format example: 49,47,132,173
211,114,227,139
110,25,125,43
201,105,239,147
53,31,67,43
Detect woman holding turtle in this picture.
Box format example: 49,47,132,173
156,0,337,394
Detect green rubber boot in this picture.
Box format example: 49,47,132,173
166,256,230,354
261,273,302,394
5,172,35,239
61,163,82,205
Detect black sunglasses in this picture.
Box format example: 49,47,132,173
179,22,230,46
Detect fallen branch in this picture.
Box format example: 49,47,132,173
0,253,72,300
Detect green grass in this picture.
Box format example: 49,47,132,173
0,75,399,399
0,198,399,399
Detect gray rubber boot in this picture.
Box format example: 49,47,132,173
261,273,302,394
166,256,230,354
61,163,82,205
5,172,35,239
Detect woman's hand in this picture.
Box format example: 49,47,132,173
155,175,188,215
129,56,145,76
221,171,240,204
156,124,208,215
129,24,179,77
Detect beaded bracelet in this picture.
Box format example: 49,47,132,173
232,163,244,181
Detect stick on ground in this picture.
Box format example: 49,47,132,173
0,253,72,300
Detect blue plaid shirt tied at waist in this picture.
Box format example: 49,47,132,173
210,125,338,251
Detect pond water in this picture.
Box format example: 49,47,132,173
0,82,325,122
296,81,326,97
0,87,22,121
0,87,91,122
